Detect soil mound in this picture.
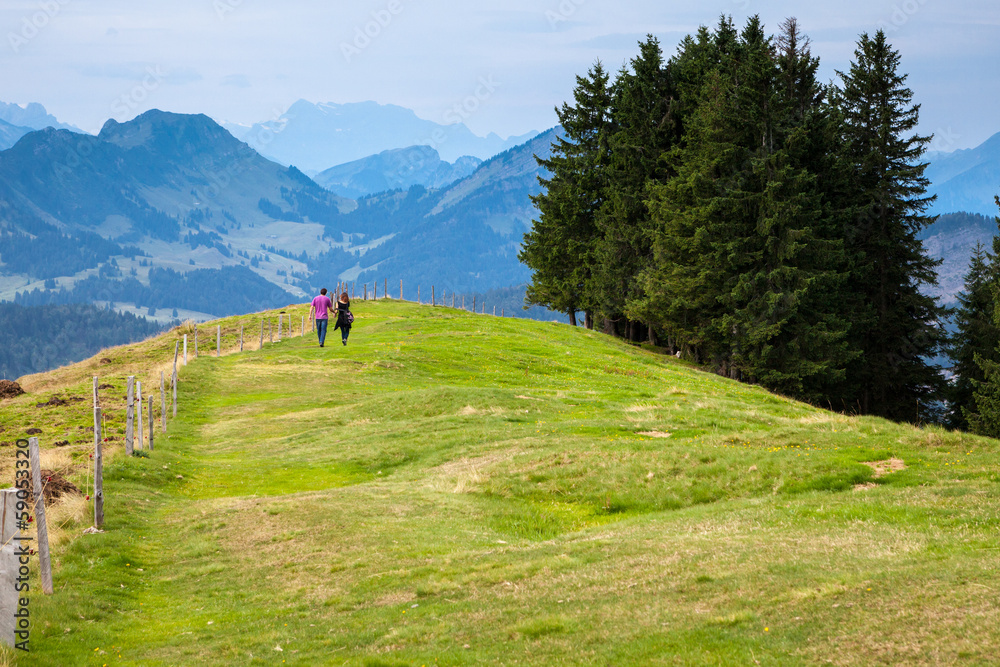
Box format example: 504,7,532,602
36,396,85,408
0,380,24,400
29,470,81,505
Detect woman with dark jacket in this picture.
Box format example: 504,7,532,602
333,292,352,346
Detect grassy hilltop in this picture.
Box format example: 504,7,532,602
3,300,999,665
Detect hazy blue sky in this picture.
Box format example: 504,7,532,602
1,0,997,150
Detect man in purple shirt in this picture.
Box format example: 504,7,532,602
309,288,335,347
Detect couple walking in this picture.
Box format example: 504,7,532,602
309,288,352,347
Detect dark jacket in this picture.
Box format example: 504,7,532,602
334,298,351,330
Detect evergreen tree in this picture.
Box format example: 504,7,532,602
964,197,1000,435
834,30,945,422
521,62,613,326
592,35,678,340
950,241,1000,430
721,18,854,399
640,17,854,399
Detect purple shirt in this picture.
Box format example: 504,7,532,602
312,294,334,319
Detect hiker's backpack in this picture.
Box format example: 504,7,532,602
345,310,354,325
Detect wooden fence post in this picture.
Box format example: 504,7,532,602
0,486,24,647
28,437,53,595
94,406,104,527
148,396,154,452
269,321,273,343
92,376,98,408
462,295,465,310
216,325,221,357
240,325,244,352
260,319,264,348
364,284,367,300
160,371,166,432
194,324,198,357
374,281,378,300
432,286,435,306
493,305,496,316
400,279,403,300
125,376,135,456
473,296,477,313
301,316,305,337
278,314,283,341
452,293,455,308
171,342,179,420
183,334,188,365
136,381,143,451
417,285,420,304
384,278,387,299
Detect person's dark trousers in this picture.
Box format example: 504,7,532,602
316,318,329,346
342,327,350,345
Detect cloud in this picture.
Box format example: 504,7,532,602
221,74,251,88
77,63,203,86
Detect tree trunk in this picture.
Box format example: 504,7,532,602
568,311,578,327
585,312,594,330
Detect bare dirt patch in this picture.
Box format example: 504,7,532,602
29,470,81,505
853,482,879,492
862,458,906,478
0,380,24,400
36,396,85,408
638,431,672,438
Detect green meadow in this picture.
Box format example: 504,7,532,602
3,300,999,665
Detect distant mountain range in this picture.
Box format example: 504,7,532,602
0,108,557,320
927,132,1000,218
0,110,357,315
222,99,538,172
314,145,482,199
919,211,997,305
0,101,81,133
0,101,81,150
0,119,33,151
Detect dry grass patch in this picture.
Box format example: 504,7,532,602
862,458,907,477
637,431,672,438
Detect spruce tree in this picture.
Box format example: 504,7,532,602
592,36,678,340
641,17,854,399
835,30,945,422
964,197,1000,434
521,62,612,326
950,241,1000,430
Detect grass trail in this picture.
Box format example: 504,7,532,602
5,300,1000,665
